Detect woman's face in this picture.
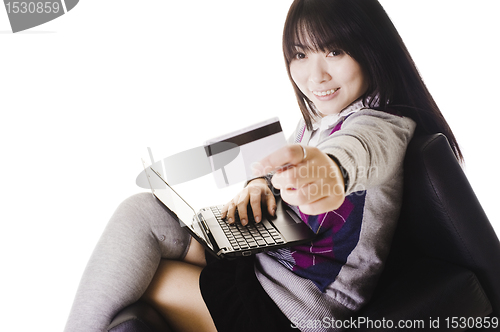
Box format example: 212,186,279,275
289,47,368,116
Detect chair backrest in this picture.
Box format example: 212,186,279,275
392,133,500,317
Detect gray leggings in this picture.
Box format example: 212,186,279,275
64,193,192,332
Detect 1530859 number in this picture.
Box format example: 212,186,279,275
5,2,60,14
445,316,499,329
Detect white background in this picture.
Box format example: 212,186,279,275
1,1,498,330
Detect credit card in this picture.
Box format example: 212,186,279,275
205,117,287,188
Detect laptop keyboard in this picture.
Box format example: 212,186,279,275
210,206,285,251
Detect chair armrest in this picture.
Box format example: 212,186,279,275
355,258,492,331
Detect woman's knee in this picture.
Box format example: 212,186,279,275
116,192,157,215
112,192,192,260
111,192,168,226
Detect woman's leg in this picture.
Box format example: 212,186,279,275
142,242,217,332
64,192,195,332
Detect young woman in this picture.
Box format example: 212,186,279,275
64,0,461,331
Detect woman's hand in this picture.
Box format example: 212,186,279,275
220,178,276,226
253,144,345,215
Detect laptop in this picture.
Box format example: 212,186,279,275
142,160,316,259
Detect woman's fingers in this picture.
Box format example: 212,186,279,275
221,179,275,226
221,200,237,224
236,190,250,226
248,189,263,223
249,185,277,222
279,179,343,206
270,148,346,215
271,164,313,190
270,148,318,191
265,191,277,216
252,144,307,177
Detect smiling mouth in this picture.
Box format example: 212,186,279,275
312,88,340,97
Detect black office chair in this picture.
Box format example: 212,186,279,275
355,134,499,331
108,134,500,331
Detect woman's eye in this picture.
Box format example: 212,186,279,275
294,52,306,60
327,50,344,57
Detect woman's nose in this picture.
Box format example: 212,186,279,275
309,58,331,84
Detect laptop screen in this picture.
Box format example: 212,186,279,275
146,165,214,250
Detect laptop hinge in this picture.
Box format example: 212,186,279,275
197,213,211,234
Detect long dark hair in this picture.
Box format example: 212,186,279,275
283,0,463,161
